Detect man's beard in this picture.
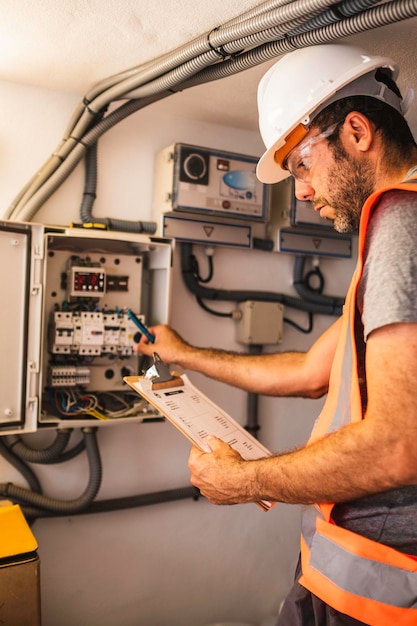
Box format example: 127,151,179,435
323,145,375,233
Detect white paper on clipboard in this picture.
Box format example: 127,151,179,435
124,373,275,511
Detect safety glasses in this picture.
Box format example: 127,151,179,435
284,121,343,182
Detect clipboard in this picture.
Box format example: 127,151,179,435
124,372,274,511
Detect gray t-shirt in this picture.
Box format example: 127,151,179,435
332,184,417,555
359,190,417,338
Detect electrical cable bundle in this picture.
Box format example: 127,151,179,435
3,0,417,226
49,387,149,421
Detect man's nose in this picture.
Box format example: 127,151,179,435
294,178,314,202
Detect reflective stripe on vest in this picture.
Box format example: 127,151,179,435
300,179,417,626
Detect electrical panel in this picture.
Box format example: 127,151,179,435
0,222,172,434
152,143,269,247
269,177,333,230
268,177,353,258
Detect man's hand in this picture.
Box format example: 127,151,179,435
188,437,253,505
135,324,192,366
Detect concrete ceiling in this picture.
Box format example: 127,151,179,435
0,1,416,132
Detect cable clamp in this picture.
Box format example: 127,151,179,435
145,353,184,391
207,28,230,59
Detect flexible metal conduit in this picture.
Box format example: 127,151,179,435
177,0,417,90
0,437,42,493
2,428,86,464
0,430,199,521
0,428,101,514
5,0,416,224
3,429,72,464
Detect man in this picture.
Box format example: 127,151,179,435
137,44,417,625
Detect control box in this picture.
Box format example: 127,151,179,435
153,143,268,230
268,177,353,258
235,301,284,346
269,177,333,230
0,222,172,434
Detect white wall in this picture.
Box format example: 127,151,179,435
0,80,357,626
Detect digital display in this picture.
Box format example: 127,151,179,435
69,267,106,297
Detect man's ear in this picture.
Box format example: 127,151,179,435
343,111,373,153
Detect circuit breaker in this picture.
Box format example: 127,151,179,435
0,222,172,434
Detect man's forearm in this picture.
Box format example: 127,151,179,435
191,416,415,507
179,347,319,397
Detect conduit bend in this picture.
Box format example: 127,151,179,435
180,243,343,317
3,429,72,464
0,428,102,514
0,438,42,494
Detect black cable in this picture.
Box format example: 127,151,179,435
284,312,314,334
181,243,343,317
245,345,262,439
304,265,325,294
196,296,233,318
292,256,344,312
21,486,201,520
190,251,214,283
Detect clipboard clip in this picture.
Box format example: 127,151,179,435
144,353,184,390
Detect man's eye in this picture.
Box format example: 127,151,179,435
295,159,306,173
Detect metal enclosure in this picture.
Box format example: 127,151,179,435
268,177,353,258
0,222,172,434
152,143,270,247
154,143,268,221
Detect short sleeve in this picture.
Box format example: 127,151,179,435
358,190,417,340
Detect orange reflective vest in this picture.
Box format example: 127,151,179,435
299,177,417,626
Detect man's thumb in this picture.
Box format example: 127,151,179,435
207,435,223,451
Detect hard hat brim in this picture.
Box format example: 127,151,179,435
256,45,400,185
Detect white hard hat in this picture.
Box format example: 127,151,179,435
256,44,404,184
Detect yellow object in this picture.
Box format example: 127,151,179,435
0,502,38,560
0,502,41,626
69,222,107,229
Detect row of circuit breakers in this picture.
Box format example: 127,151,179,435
50,263,140,368
0,224,172,434
152,143,353,258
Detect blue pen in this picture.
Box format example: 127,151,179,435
126,309,155,343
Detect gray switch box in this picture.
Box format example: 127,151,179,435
235,300,284,345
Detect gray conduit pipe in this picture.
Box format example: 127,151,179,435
3,429,72,464
67,0,337,120
0,438,42,494
7,0,416,223
11,93,172,223
0,428,102,514
176,0,417,92
80,144,157,233
11,0,417,221
11,0,417,218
